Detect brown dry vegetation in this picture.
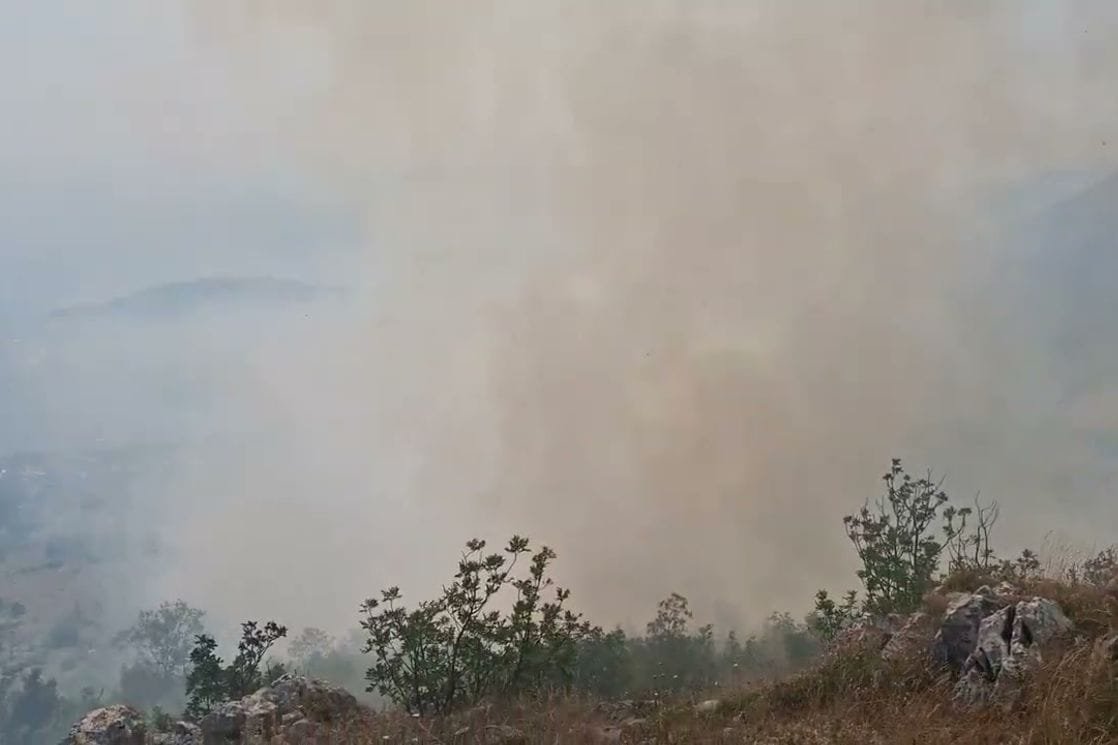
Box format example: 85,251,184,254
304,574,1118,744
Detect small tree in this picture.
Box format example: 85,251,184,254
184,635,224,720
227,621,288,699
636,593,716,693
115,600,206,678
184,620,287,720
843,459,968,614
572,628,631,697
0,669,62,743
807,589,859,641
1068,546,1118,586
503,545,595,693
945,494,1000,574
361,590,450,716
361,536,595,715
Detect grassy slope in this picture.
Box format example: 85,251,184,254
307,575,1118,744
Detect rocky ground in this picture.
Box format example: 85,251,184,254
67,574,1118,744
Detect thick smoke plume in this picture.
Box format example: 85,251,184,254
152,1,1118,632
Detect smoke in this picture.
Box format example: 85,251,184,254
138,0,1118,632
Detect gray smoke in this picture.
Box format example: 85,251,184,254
10,1,1118,636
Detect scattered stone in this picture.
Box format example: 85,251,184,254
695,699,721,714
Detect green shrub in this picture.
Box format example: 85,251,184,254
184,620,287,719
842,459,973,615
361,536,595,715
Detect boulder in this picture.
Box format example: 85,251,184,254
67,705,147,745
881,611,936,661
282,717,320,744
953,597,1073,708
831,613,906,657
258,674,359,722
200,696,280,743
694,699,721,714
150,721,202,745
194,675,360,743
931,586,1001,671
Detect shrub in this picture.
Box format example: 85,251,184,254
842,459,971,615
1067,545,1118,587
571,627,631,697
360,536,595,715
184,620,287,719
0,668,63,744
807,589,859,641
632,593,717,693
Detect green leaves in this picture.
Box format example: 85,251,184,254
183,619,287,720
843,459,968,615
360,536,596,715
808,589,859,641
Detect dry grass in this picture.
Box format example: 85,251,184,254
311,651,1118,744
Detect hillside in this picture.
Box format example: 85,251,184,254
56,463,1118,744
49,277,343,322
66,571,1118,744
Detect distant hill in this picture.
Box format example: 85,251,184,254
49,276,344,321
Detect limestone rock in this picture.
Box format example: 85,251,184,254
695,698,721,714
67,705,147,745
931,586,1001,671
150,721,201,745
953,597,1073,708
882,611,935,661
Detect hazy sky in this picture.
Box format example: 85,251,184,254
0,2,361,319
2,1,1117,634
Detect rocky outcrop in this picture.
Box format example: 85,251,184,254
953,597,1073,708
70,676,362,745
881,611,936,661
150,722,201,745
196,674,360,743
831,585,1078,710
831,613,907,657
200,695,280,743
67,705,148,745
930,586,1002,671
